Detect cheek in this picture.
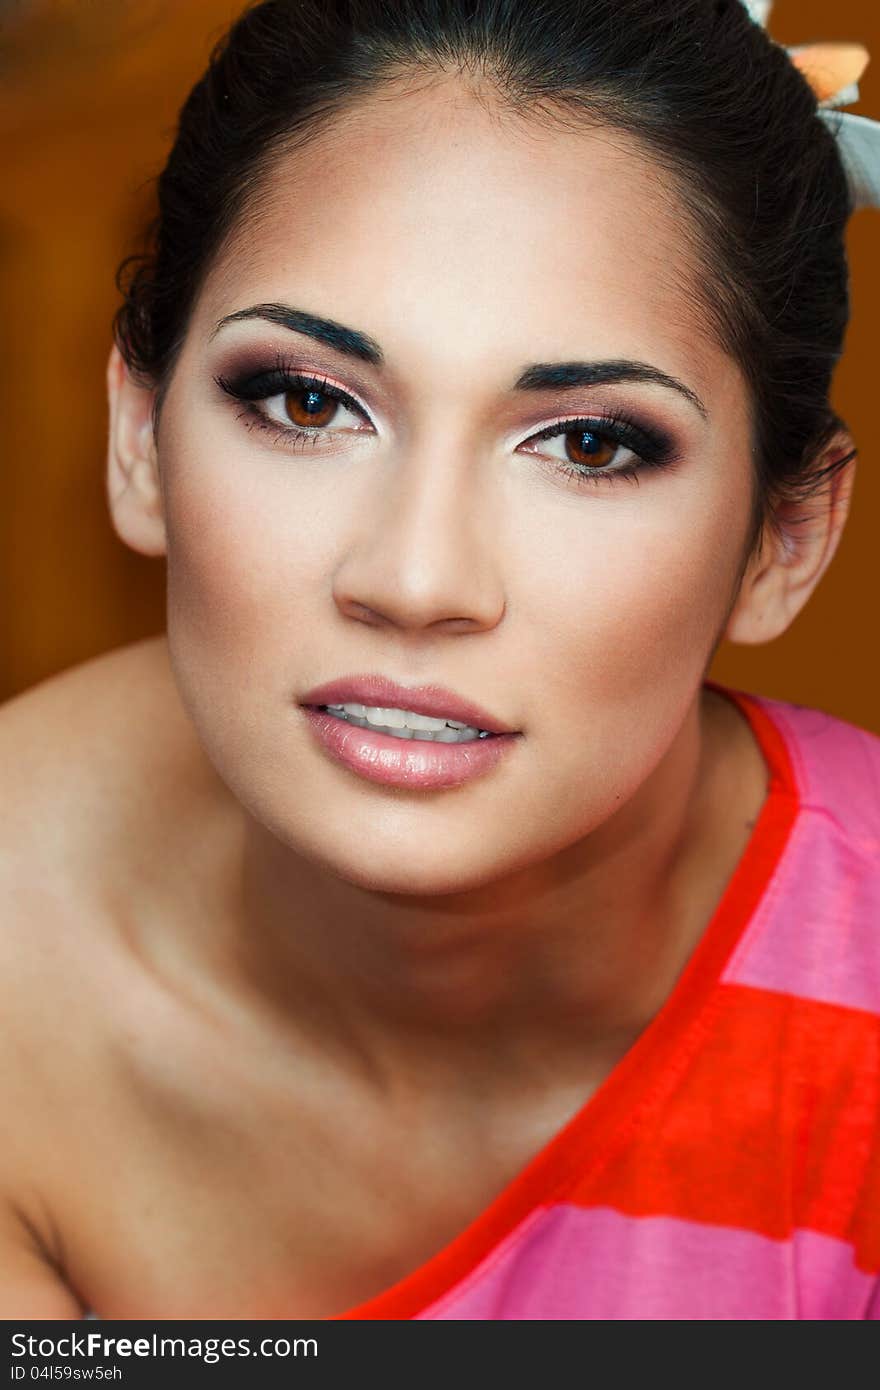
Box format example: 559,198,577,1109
155,417,361,795
160,433,348,661
518,489,741,680
512,493,744,803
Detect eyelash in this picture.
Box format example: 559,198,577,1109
213,359,679,488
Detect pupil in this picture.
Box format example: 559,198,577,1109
285,388,337,429
566,427,613,469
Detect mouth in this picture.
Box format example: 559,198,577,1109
298,674,518,736
304,703,495,743
298,697,520,791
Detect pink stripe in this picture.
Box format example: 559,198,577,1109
416,1205,878,1319
721,696,880,1015
753,694,880,841
721,804,880,1014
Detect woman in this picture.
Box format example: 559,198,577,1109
0,0,877,1320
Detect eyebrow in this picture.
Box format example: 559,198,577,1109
211,302,708,420
513,360,708,420
211,303,384,365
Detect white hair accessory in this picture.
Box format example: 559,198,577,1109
741,0,880,210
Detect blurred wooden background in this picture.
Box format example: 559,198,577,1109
1,0,878,732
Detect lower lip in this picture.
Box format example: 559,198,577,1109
300,707,521,789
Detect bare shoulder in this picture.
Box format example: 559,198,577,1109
0,637,187,1312
0,632,222,1030
0,636,242,1297
0,633,217,897
0,633,181,830
0,628,243,995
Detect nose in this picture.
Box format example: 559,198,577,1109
331,439,506,634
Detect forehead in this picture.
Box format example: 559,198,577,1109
199,76,721,393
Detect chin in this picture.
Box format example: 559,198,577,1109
300,833,524,899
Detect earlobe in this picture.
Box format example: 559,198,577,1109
722,436,857,647
105,343,167,558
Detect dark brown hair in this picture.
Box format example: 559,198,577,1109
114,0,858,562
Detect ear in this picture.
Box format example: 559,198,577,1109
723,430,857,646
105,343,167,558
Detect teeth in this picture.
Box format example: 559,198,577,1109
322,703,490,742
376,706,407,729
399,710,447,731
325,702,488,738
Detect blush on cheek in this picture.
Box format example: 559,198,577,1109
540,523,737,765
162,451,304,651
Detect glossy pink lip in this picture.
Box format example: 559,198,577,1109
299,675,517,735
299,707,519,790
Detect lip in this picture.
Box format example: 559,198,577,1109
299,707,520,790
298,675,517,735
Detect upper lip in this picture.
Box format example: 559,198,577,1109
299,675,518,735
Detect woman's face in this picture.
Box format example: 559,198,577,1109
147,78,757,895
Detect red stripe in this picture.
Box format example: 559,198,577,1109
570,984,880,1272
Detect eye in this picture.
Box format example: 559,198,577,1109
519,413,678,486
261,381,365,433
215,364,373,446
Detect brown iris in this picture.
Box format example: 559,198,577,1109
284,388,338,429
564,428,615,469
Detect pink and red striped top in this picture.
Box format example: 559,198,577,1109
335,681,880,1319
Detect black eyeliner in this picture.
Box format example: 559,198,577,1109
531,411,678,468
215,365,362,416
